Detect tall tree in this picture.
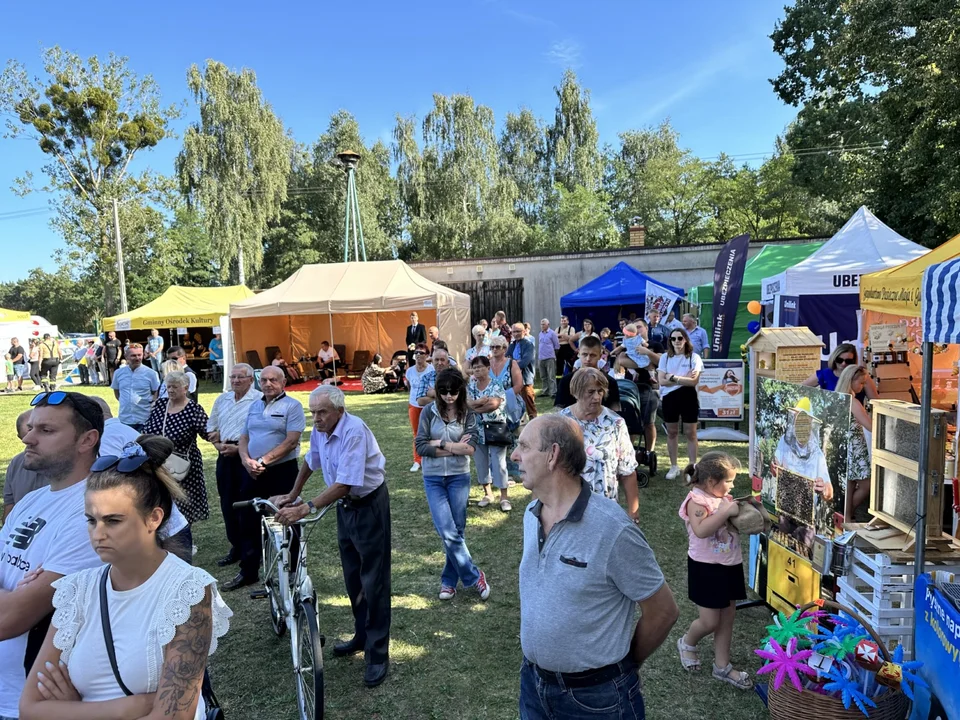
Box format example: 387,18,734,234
393,94,528,259
771,0,960,245
176,60,291,285
261,112,402,286
0,47,178,314
499,108,548,225
546,70,603,192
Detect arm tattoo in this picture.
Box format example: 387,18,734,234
693,509,706,518
157,590,211,717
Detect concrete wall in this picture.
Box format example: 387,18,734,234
410,240,807,327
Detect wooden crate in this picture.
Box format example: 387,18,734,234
836,547,960,660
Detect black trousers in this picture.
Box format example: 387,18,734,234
337,483,392,665
237,458,299,579
216,451,244,556
78,363,89,384
40,359,59,385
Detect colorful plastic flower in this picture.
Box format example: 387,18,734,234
831,611,870,638
812,620,866,659
755,638,817,692
891,644,927,701
764,610,814,648
823,665,877,717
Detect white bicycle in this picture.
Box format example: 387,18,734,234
233,497,331,720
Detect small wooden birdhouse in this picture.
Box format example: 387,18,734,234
745,327,824,383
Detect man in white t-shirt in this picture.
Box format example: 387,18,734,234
316,341,340,380
0,392,104,719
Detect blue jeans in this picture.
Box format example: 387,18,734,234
423,473,480,588
519,659,645,720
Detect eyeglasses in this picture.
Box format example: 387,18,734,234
414,351,427,356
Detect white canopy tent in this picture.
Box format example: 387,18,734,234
225,260,471,384
761,206,928,302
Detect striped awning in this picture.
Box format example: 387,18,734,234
922,258,960,343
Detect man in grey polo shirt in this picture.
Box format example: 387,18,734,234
512,415,679,719
229,366,306,590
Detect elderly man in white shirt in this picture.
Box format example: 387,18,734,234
207,362,263,568
275,385,391,690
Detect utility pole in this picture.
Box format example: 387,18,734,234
112,198,129,314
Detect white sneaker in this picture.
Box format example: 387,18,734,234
665,465,680,480
191,544,198,557
409,462,421,472
439,585,456,600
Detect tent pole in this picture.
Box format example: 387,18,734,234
914,342,933,589
329,313,336,378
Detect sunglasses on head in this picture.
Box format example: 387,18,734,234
91,453,151,473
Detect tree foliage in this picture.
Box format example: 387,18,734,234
176,60,291,283
771,0,960,245
0,47,179,314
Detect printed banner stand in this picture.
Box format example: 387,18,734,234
911,574,960,720
697,359,744,421
711,233,751,358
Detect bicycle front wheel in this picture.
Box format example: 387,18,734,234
295,599,324,720
261,518,286,637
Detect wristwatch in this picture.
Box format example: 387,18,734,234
257,456,266,467
306,500,318,515
440,439,447,449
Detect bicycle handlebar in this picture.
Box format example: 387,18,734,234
232,497,330,524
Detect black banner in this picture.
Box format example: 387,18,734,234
711,233,750,357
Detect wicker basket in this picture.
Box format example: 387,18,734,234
766,599,911,720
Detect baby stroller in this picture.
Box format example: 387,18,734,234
615,378,654,488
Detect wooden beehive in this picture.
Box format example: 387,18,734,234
869,398,947,538
745,327,824,383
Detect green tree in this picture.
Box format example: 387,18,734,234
544,183,620,252
176,60,291,285
0,47,178,314
261,112,402,285
546,70,603,192
771,0,960,245
499,108,548,225
0,268,99,330
607,122,717,245
393,94,529,259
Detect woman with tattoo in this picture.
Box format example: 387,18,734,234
19,435,232,720
676,451,752,691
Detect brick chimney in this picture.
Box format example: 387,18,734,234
628,223,646,247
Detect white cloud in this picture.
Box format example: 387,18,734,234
545,39,582,69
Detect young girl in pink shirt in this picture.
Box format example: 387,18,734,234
676,451,753,690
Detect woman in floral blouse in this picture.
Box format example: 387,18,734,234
467,355,510,511
559,367,640,522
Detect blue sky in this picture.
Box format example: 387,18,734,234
0,0,798,282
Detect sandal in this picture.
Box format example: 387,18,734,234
478,496,493,508
677,635,701,671
712,663,753,690
500,499,512,512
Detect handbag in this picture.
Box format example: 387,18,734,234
481,419,513,446
161,405,191,482
99,566,224,719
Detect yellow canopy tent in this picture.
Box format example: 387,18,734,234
860,233,960,317
0,307,30,322
859,233,960,406
102,285,254,331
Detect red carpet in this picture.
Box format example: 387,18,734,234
286,378,364,392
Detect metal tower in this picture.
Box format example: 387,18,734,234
338,150,367,263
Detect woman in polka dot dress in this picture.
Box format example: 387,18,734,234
143,370,212,533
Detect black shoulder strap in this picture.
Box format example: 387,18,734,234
99,566,133,696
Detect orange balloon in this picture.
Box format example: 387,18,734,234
747,300,762,315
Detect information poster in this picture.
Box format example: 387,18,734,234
697,359,744,421
868,322,909,352
775,346,820,383
910,575,960,720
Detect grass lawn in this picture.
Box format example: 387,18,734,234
0,384,771,720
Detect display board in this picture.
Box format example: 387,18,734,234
868,322,909,352
754,378,851,561
697,359,744,421
774,346,821,382
910,575,960,720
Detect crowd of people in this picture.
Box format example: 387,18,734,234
0,306,766,719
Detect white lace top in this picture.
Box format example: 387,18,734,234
51,553,232,718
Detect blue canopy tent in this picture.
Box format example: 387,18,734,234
560,262,685,331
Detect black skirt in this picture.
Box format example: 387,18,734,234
687,557,746,610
